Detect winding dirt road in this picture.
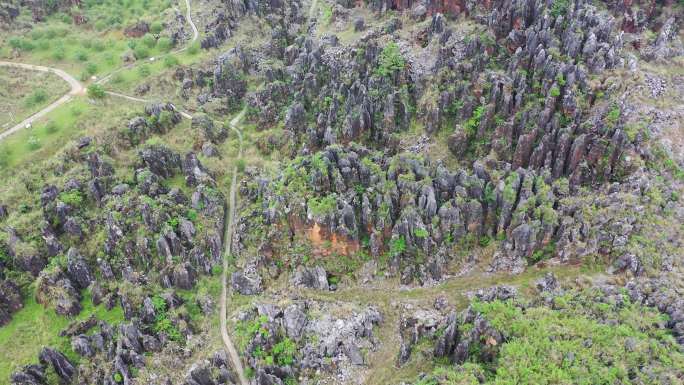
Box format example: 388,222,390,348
220,109,249,385
0,61,84,141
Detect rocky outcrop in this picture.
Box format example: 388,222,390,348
65,248,93,290
11,365,45,385
38,348,75,383
239,301,381,382
231,263,263,295
36,269,82,316
0,279,22,326
397,306,442,365
124,21,149,37
139,145,182,178
291,266,329,290
121,103,182,147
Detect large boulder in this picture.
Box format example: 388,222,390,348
0,279,22,326
291,266,329,290
65,248,93,290
231,267,263,295
139,145,181,178
11,365,45,385
38,348,75,383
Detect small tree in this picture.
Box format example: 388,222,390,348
375,42,405,78
87,84,106,99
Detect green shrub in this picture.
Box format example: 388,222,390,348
87,84,106,99
133,46,149,60
389,236,406,257
35,39,50,51
27,136,41,151
186,209,198,222
465,105,484,137
74,50,88,61
8,37,21,49
606,104,620,127
187,43,199,55
157,37,173,51
272,338,297,366
0,147,10,169
414,228,429,238
138,64,151,77
85,62,98,75
30,30,45,40
52,46,65,60
550,0,570,17
151,295,182,341
8,37,34,51
446,99,464,117
150,21,163,34
92,40,105,51
111,73,124,84
142,34,156,48
236,315,270,350
308,195,337,216
167,217,180,230
163,55,178,68
321,4,333,25
24,89,48,107
236,159,246,173
59,190,84,207
44,121,60,134
375,42,405,78
94,19,107,31
549,86,561,97
556,73,566,86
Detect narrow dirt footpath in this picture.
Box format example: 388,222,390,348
220,109,249,385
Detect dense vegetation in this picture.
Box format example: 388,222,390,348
415,290,684,385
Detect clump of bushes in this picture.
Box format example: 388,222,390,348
24,89,48,107
151,295,182,341
375,42,405,78
87,84,106,99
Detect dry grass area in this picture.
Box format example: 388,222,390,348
0,66,69,129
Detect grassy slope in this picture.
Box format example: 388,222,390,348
0,289,124,380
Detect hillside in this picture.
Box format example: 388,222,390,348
0,0,683,384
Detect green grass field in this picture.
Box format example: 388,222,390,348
0,290,124,381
